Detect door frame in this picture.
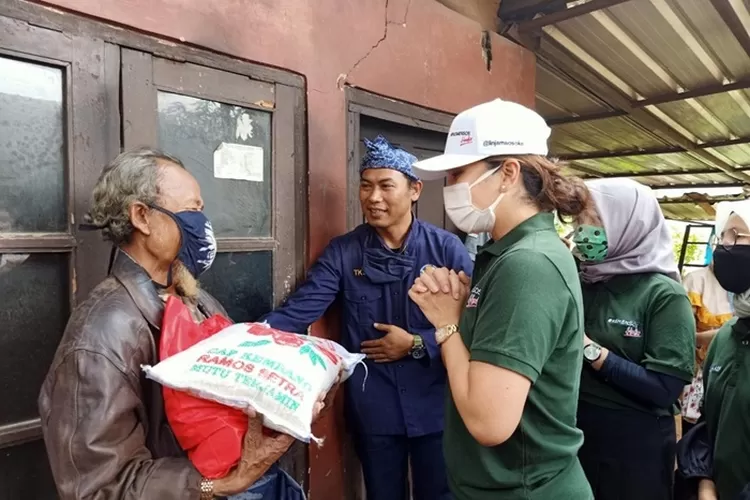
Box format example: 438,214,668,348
342,87,454,499
345,87,454,231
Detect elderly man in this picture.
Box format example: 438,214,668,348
39,148,295,499
261,136,473,500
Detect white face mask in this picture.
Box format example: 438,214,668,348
443,167,504,234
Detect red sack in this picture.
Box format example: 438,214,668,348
160,296,247,479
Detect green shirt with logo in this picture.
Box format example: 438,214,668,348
580,274,695,416
703,317,750,499
444,213,592,500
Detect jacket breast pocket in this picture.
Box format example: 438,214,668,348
344,287,383,326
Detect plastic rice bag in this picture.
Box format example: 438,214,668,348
144,318,365,444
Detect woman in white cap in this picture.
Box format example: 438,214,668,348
691,200,750,500
407,99,594,499
572,178,695,500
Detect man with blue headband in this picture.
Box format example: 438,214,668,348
262,136,472,500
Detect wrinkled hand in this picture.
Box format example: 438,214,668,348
409,267,469,328
213,415,294,496
361,324,414,363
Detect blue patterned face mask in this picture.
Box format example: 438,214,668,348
151,205,217,278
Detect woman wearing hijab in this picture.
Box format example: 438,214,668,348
573,178,696,500
680,258,732,435
694,200,750,500
406,99,594,499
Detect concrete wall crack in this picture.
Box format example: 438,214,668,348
337,0,411,89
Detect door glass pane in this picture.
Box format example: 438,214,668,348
158,92,272,237
0,439,58,500
0,57,66,233
0,253,69,425
200,251,272,323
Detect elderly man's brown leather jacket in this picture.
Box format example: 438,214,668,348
39,250,227,499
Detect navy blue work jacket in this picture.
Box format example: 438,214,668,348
261,219,473,436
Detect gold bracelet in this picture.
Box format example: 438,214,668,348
199,478,214,500
436,324,458,345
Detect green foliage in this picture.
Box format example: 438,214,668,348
554,217,572,238
672,229,702,266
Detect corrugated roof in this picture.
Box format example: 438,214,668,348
500,0,750,220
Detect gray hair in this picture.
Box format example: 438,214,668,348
84,147,184,245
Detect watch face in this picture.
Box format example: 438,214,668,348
584,343,601,361
411,348,426,360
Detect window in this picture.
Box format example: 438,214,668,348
0,6,307,496
121,50,304,322
0,20,111,499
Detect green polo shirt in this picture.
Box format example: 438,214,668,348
580,274,695,416
703,317,750,500
444,213,592,500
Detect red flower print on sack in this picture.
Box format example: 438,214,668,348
271,331,306,348
246,323,306,348
310,339,342,365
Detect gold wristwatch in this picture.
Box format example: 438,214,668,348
435,324,458,345
199,478,214,499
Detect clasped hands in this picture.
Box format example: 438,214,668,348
408,266,470,329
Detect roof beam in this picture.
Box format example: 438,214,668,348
547,109,628,125
545,77,750,124
557,145,682,161
701,136,750,149
499,0,567,22
538,37,750,181
597,166,750,179
556,136,750,161
660,193,744,205
647,182,746,190
710,0,750,60
518,0,633,32
634,77,750,108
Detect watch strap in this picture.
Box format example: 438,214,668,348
411,335,424,351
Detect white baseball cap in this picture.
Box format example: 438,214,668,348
412,99,551,181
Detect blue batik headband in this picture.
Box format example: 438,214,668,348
360,135,420,181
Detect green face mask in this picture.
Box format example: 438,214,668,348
573,225,608,262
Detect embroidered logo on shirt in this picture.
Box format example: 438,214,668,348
608,318,642,338
623,326,642,338
709,364,722,373
353,268,365,277
466,286,481,308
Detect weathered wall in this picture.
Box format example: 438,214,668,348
33,0,535,497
